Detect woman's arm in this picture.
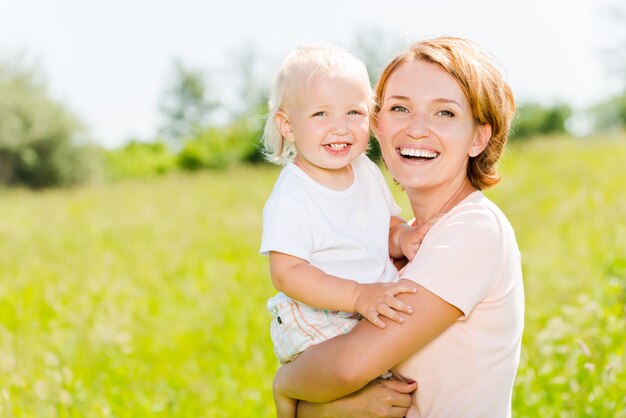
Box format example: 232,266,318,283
296,379,416,418
274,279,463,402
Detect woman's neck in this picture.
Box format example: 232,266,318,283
407,178,477,224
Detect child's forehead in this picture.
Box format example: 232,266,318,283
295,66,370,91
287,72,371,104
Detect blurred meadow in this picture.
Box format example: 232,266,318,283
1,135,625,417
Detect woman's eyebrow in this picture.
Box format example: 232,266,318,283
433,98,463,108
384,95,463,108
385,95,411,101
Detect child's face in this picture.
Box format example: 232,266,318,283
279,73,370,177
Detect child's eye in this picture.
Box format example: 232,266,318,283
347,109,365,115
312,111,327,117
390,105,409,113
437,110,455,117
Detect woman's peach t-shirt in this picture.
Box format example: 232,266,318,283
396,191,524,418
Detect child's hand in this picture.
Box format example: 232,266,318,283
354,282,417,328
398,214,443,261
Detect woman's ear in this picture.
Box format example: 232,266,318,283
275,111,295,143
469,124,492,157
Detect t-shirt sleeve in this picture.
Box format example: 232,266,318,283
259,197,313,262
400,205,503,318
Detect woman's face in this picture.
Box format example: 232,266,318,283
376,60,489,192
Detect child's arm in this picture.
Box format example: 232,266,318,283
269,251,416,328
389,216,420,261
389,215,440,261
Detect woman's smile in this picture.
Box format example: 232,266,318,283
397,146,440,163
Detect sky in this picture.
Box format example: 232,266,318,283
0,0,621,148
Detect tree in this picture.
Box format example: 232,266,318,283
350,27,403,87
228,43,268,119
591,2,626,132
590,94,626,132
157,60,218,146
0,57,98,188
510,102,572,139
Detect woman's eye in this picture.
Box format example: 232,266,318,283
437,110,455,117
390,105,409,113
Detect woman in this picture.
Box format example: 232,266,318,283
273,36,525,417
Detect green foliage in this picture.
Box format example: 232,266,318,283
0,60,100,188
366,136,383,164
158,60,218,146
103,114,263,180
176,115,263,171
487,137,626,416
510,102,572,139
1,136,625,416
590,91,626,132
513,276,626,417
104,141,177,180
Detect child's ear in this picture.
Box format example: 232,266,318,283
275,111,295,143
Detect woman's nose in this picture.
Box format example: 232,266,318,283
405,113,429,139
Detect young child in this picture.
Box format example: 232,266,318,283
259,44,426,375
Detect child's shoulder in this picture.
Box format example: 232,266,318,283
351,153,374,170
267,163,314,200
352,153,385,178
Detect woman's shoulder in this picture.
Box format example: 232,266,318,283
431,192,514,247
449,192,510,227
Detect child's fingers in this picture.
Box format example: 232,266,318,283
391,283,418,296
377,304,406,324
385,295,414,315
365,310,386,328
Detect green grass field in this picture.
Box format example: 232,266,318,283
1,136,625,417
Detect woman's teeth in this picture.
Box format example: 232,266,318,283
398,148,439,159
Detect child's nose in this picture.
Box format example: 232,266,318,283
331,120,349,135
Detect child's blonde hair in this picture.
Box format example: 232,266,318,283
262,44,372,165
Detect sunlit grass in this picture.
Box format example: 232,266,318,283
0,135,625,416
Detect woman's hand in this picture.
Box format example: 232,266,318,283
297,378,416,418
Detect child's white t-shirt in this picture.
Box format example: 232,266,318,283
260,153,400,285
395,191,525,418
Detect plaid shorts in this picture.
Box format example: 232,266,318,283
268,293,360,364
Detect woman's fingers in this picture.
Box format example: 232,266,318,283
368,380,414,417
388,406,411,417
379,378,418,395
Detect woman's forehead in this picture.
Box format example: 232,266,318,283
384,60,466,102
